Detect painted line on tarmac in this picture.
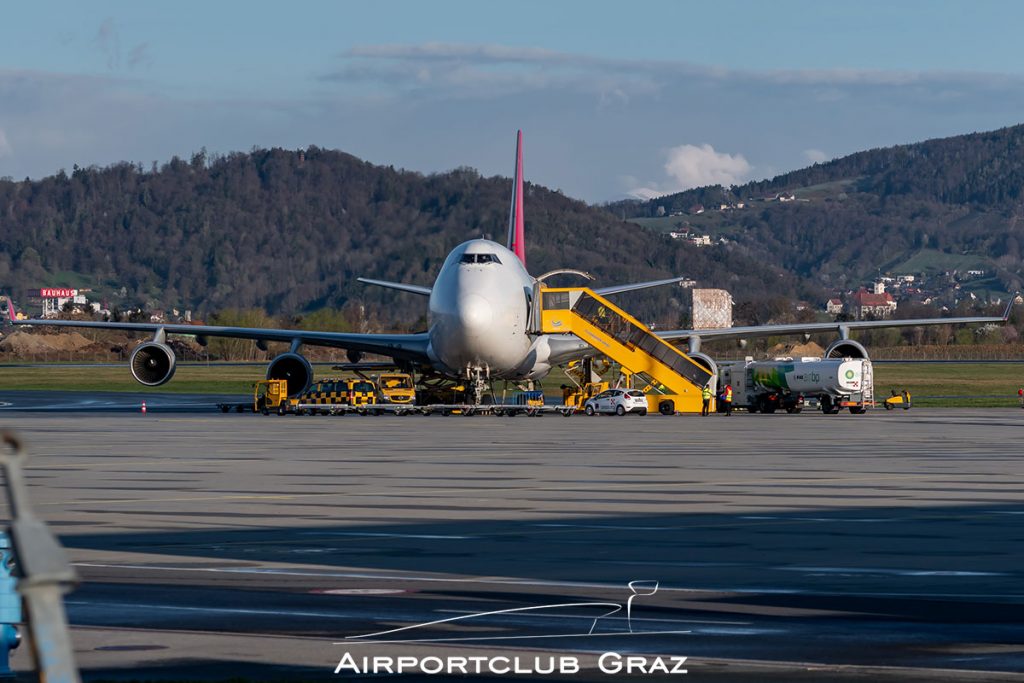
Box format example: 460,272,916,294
436,608,751,627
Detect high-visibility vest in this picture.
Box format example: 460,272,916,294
702,387,712,401
725,386,733,401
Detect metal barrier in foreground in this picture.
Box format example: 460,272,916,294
0,431,80,683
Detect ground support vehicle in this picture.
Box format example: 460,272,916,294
280,378,378,415
718,357,874,415
883,389,912,410
374,373,416,405
217,379,290,414
537,287,713,413
562,381,610,410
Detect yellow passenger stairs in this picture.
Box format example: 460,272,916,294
536,287,713,413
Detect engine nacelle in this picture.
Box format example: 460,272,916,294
687,351,719,391
130,342,177,386
687,351,718,374
825,339,869,359
267,352,313,395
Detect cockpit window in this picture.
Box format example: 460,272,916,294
460,253,502,264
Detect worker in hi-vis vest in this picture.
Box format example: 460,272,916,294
701,384,712,416
723,384,733,416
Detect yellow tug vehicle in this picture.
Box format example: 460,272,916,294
883,389,912,410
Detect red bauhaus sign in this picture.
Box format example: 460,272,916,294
40,288,77,298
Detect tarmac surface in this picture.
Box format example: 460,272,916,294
1,398,1023,681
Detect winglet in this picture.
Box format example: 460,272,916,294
506,130,526,267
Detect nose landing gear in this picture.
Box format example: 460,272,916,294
466,365,491,406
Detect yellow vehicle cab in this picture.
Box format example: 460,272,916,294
376,373,415,404
254,379,290,415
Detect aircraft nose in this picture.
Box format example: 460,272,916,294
457,293,493,331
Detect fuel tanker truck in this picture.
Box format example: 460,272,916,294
718,356,874,415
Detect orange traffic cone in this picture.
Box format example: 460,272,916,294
141,401,147,414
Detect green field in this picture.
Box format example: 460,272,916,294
2,362,1023,408
0,363,291,395
872,362,1024,407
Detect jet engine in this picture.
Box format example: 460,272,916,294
824,339,869,359
687,351,719,382
130,342,177,386
267,352,313,395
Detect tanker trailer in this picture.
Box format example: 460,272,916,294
720,357,874,415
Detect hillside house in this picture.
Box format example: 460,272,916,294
848,289,898,319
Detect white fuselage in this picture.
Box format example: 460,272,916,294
426,239,583,380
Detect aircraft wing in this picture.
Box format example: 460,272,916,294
8,314,431,362
357,278,432,296
657,303,1013,345
594,277,689,296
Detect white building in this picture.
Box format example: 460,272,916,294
40,288,90,318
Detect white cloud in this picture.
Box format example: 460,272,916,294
803,148,828,163
630,144,751,198
0,128,11,159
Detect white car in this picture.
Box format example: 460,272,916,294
583,389,649,416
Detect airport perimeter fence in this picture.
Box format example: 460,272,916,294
866,343,1024,360
708,343,1024,362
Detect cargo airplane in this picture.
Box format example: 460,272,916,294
4,132,1013,402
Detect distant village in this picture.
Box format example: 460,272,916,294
11,288,196,325
648,189,1015,320
821,269,1019,321
660,191,803,248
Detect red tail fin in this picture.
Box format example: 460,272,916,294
506,130,526,266
2,296,16,324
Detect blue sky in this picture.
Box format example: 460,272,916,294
3,1,1024,200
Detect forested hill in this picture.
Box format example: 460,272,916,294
0,148,810,329
608,124,1024,296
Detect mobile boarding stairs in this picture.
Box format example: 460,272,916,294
534,286,714,414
